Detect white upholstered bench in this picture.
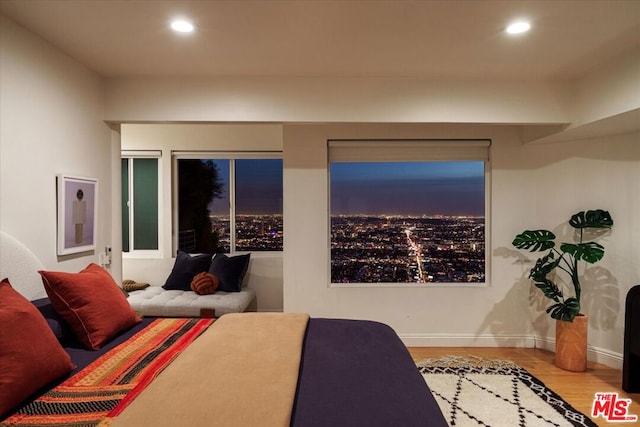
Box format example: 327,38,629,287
127,287,256,318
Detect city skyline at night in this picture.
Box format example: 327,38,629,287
331,214,485,284
330,161,486,284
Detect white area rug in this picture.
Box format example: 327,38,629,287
417,356,597,427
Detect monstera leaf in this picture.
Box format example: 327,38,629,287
512,230,556,252
533,279,563,302
546,297,580,322
528,251,560,283
560,242,605,264
569,210,613,229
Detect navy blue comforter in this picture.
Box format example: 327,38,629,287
291,318,448,426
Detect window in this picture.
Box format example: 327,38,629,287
121,153,160,253
329,140,489,285
174,153,283,253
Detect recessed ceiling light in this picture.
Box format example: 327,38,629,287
506,21,531,35
171,19,194,33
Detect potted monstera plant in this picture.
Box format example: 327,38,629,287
512,209,613,371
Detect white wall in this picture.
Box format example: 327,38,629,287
105,76,570,125
120,124,284,312
571,52,640,128
283,124,537,342
283,123,639,368
0,16,111,277
526,132,640,360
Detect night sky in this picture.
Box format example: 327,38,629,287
208,159,283,215
330,162,485,216
207,160,484,217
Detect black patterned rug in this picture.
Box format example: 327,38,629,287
417,356,597,427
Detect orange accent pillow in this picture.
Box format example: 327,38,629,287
0,278,75,418
191,272,220,295
39,263,141,350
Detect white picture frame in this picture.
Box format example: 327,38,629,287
57,175,98,255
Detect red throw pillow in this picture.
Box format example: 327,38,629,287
39,263,140,350
191,272,220,295
0,278,75,418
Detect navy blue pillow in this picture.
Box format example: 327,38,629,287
209,253,251,292
31,298,75,344
162,251,212,291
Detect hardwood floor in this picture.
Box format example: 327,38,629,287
407,347,639,426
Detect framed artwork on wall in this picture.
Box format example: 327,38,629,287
57,175,98,255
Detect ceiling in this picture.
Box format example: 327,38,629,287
1,0,638,80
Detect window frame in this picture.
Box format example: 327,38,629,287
121,150,163,259
327,139,491,288
172,151,283,254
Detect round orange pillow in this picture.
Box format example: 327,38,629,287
190,272,220,295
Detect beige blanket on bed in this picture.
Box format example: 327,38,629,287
109,312,310,427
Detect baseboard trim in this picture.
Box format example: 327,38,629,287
400,333,623,369
534,335,623,370
400,334,536,348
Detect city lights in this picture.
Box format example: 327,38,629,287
331,215,485,284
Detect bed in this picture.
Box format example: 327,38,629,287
0,231,447,426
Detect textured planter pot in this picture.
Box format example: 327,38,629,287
555,314,588,372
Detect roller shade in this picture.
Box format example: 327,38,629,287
328,139,490,162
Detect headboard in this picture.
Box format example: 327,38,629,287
0,230,46,300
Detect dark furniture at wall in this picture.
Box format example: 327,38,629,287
623,284,640,393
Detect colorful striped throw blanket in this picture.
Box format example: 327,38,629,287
2,318,213,427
